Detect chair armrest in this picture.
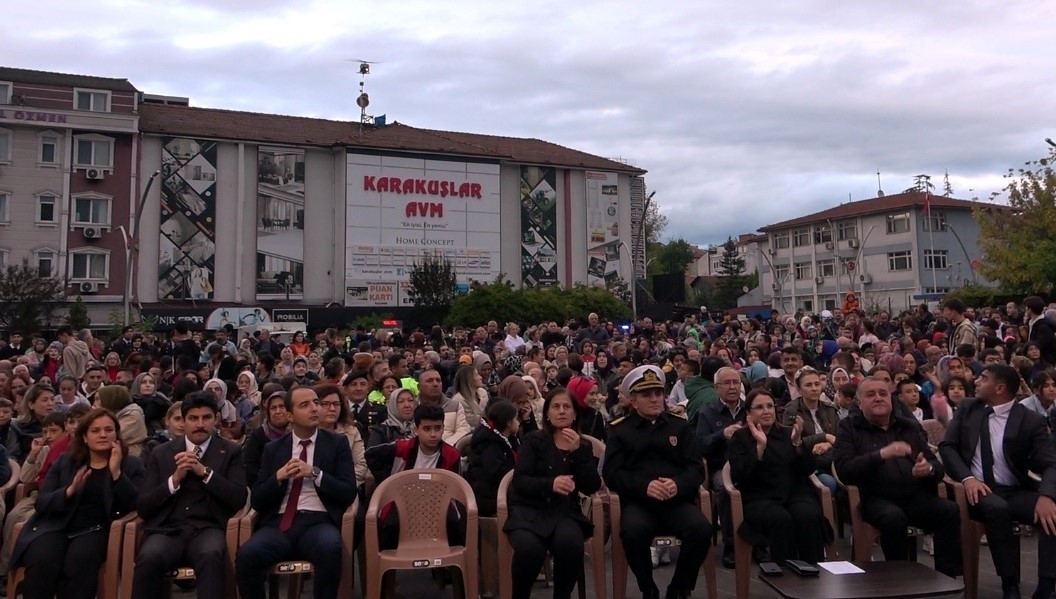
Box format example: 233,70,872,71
810,474,838,559
698,485,713,523
0,460,20,494
119,518,146,599
238,509,260,547
13,482,36,505
105,512,138,599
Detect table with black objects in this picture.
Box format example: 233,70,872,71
759,560,964,599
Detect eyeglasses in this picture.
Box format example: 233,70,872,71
320,401,341,408
750,403,776,411
716,380,742,386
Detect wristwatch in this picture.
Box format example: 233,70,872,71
311,467,322,481
201,467,212,479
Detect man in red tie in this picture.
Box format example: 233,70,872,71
235,387,358,599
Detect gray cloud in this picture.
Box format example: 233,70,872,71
3,0,1051,247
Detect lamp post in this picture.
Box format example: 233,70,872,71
617,241,637,322
120,170,161,327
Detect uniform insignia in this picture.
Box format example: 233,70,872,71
669,436,678,446
643,371,659,383
610,416,626,426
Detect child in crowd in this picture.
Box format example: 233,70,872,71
0,399,15,454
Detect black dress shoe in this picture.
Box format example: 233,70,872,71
665,587,690,599
1003,583,1022,599
722,554,736,569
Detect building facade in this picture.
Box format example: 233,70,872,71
757,192,994,314
0,67,139,315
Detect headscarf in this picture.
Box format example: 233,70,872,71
503,354,524,376
384,387,417,437
826,367,849,402
131,372,157,400
260,391,288,442
497,375,529,404
204,377,228,400
237,371,260,407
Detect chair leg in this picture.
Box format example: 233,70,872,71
734,538,752,599
366,566,383,599
704,542,718,599
269,575,280,599
611,535,627,599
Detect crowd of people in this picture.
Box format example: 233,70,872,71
0,296,1053,599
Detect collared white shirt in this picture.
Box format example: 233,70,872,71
970,401,1017,487
280,430,326,514
168,436,215,493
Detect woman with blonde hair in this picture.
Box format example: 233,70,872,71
452,364,488,428
521,375,544,427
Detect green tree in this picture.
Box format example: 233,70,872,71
446,282,630,327
66,296,91,330
406,257,458,325
0,259,67,335
974,150,1056,293
643,198,668,246
653,238,696,274
714,237,747,309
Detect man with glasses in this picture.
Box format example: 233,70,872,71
697,366,746,567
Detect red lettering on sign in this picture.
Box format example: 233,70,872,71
470,183,482,198
427,180,439,195
405,202,444,218
377,177,389,193
363,176,376,191
363,175,487,200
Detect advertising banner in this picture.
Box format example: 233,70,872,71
158,138,217,300
344,155,501,306
585,171,621,287
256,147,305,299
520,166,558,287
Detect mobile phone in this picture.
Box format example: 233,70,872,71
759,562,783,577
785,559,820,577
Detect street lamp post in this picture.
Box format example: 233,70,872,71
617,241,637,322
121,170,161,327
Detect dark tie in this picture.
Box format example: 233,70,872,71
353,403,361,419
193,445,203,459
279,439,312,532
979,406,996,488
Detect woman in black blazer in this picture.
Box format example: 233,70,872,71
728,388,830,564
503,388,601,599
11,408,144,599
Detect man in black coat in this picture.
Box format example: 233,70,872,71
235,387,357,599
696,366,746,568
132,392,249,599
1025,296,1056,368
833,377,961,578
940,364,1056,599
603,365,711,599
342,369,386,438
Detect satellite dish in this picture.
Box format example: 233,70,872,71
742,285,749,293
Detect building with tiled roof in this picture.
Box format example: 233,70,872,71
755,191,997,314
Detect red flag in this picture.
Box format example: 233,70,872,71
923,190,931,215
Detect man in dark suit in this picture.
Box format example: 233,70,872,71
132,392,248,599
940,364,1056,599
235,387,357,599
1025,296,1056,368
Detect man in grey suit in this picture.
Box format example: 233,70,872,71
132,392,249,599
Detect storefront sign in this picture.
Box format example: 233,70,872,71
272,309,309,325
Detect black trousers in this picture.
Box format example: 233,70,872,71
235,512,342,599
509,520,585,599
619,501,712,594
131,526,227,599
969,485,1056,580
20,529,107,599
860,492,962,577
742,495,825,563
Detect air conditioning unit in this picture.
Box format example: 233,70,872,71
83,226,102,239
858,273,873,284
848,238,860,249
771,283,780,291
814,276,825,285
79,281,99,293
824,241,834,250
86,168,105,181
767,248,777,256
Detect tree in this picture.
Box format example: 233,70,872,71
974,150,1056,293
942,170,954,197
653,238,696,274
406,257,458,325
446,282,631,326
904,174,935,195
643,199,668,246
66,296,91,330
714,237,748,309
0,259,67,335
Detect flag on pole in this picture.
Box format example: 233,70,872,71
923,190,931,215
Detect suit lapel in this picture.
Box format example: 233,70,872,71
967,400,984,459
1004,403,1023,479
201,436,228,469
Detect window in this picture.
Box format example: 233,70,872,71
36,193,57,224
74,89,110,112
924,286,951,294
0,128,11,163
923,249,949,269
0,191,8,223
923,211,947,232
773,233,790,249
74,135,113,168
0,249,7,269
793,228,810,247
813,224,832,245
837,220,857,241
888,251,912,271
72,194,111,226
795,262,813,280
0,82,11,104
817,259,836,277
798,299,814,312
36,250,56,277
886,211,911,234
822,297,838,311
39,132,60,165
70,251,108,280
773,264,790,283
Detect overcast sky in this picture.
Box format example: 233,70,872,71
5,0,1054,246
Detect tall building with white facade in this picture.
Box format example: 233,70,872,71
757,192,995,314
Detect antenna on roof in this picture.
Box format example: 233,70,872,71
876,171,884,197
347,58,382,131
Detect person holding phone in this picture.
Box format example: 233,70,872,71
10,408,144,599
